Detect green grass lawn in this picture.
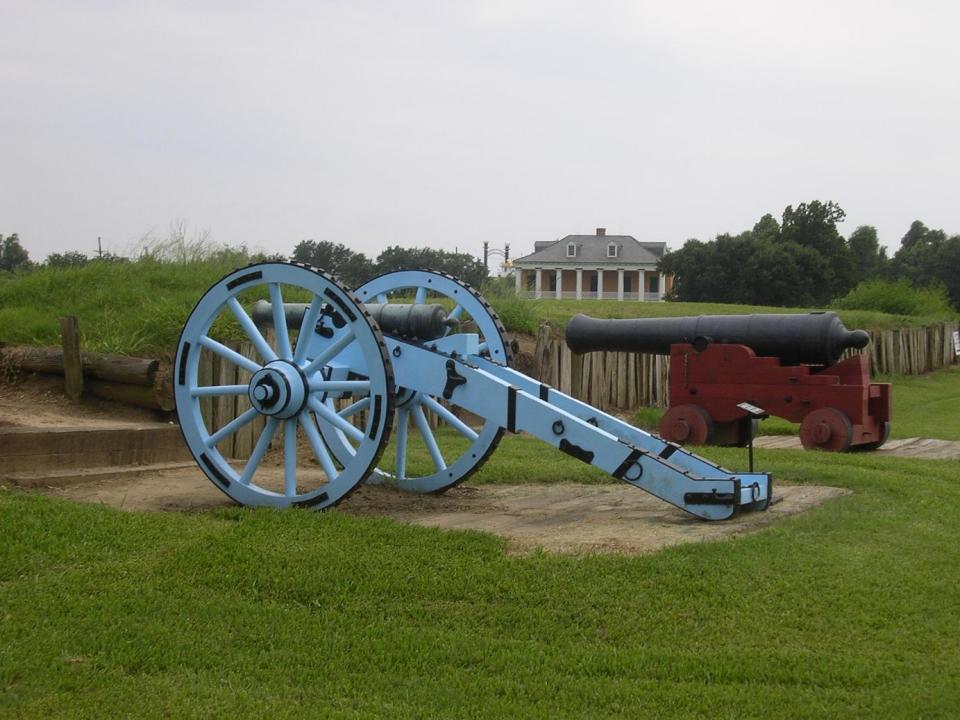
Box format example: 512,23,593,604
495,296,956,336
634,365,960,442
3,437,960,718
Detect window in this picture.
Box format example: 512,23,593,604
648,275,659,293
624,275,632,292
566,243,576,258
549,273,557,291
607,243,617,258
526,273,535,291
589,275,598,292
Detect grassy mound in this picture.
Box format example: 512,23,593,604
0,261,953,355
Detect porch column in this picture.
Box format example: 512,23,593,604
596,268,604,300
534,269,542,300
617,269,624,301
555,269,562,300
637,270,644,301
515,269,522,293
659,273,666,300
576,269,583,300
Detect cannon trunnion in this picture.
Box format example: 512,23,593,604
565,312,891,452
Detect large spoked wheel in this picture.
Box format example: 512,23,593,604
322,269,513,494
175,262,394,509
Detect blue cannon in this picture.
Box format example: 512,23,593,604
175,263,771,520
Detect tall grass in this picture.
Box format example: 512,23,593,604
832,279,955,317
0,258,247,354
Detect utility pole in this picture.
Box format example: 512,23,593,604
484,242,510,274
97,237,103,259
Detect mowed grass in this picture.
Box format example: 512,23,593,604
3,439,960,718
0,261,952,355
634,365,960,442
504,297,955,335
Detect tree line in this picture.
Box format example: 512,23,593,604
0,233,488,290
658,201,960,311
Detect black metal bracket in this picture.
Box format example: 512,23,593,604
684,490,736,505
442,359,467,399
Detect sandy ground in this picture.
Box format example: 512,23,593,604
0,373,167,428
31,462,847,555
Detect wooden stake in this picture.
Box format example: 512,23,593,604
59,316,84,402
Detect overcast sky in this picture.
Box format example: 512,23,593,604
2,1,958,264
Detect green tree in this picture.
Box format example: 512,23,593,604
660,232,831,306
742,239,831,306
779,201,855,297
290,240,376,288
375,246,488,289
888,220,960,310
45,251,89,268
0,234,31,273
846,225,887,282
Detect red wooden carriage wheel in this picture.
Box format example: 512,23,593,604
659,404,713,445
799,408,854,452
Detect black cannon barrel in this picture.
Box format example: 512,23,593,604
252,300,453,340
565,312,870,366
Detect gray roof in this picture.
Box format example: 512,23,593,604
514,234,666,266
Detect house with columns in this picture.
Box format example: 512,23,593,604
512,228,671,301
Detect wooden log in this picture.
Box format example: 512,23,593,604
570,351,583,401
214,346,237,456
151,354,176,412
560,342,572,395
87,379,171,411
82,354,159,386
233,342,255,459
0,345,159,386
198,348,214,428
59,317,84,403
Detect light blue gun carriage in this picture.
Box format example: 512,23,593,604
175,263,772,520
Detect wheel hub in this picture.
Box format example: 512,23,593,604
812,422,831,444
249,360,308,419
671,419,691,441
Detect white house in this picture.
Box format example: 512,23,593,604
512,228,671,301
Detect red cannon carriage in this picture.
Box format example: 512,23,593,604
566,312,891,452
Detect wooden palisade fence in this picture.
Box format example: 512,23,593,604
529,321,960,413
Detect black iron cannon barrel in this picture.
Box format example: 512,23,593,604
565,311,870,366
252,300,453,341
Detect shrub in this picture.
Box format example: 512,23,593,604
832,280,954,317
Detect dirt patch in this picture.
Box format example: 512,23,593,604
35,463,848,555
0,373,167,428
344,482,848,555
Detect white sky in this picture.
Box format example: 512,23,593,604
2,0,959,262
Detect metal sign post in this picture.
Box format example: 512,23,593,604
736,402,768,472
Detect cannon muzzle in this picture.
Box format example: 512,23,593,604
565,312,869,366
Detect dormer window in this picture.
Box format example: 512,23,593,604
607,243,618,258
566,243,577,258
